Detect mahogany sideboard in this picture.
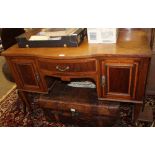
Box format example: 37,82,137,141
2,29,151,126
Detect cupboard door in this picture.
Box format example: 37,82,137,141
9,58,44,92
101,60,139,100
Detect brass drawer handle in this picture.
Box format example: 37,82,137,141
56,65,70,72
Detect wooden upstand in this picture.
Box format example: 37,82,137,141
2,29,151,126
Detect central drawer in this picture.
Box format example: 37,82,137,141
37,58,98,75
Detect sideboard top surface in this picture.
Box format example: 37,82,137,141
2,29,152,58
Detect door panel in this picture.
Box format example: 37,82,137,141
101,60,139,100
17,63,38,86
108,67,130,94
10,58,44,92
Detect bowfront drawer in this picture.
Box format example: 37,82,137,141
37,58,98,75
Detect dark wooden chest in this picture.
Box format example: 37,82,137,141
38,80,120,126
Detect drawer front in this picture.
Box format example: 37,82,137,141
37,58,97,74
45,109,118,126
38,99,120,117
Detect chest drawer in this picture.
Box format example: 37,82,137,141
38,80,120,117
39,98,120,126
37,58,98,75
38,97,120,117
44,109,119,126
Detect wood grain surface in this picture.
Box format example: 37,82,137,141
2,29,151,58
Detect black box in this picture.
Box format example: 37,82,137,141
16,28,87,48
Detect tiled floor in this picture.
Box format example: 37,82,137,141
0,56,16,102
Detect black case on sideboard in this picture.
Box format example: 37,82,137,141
16,28,87,48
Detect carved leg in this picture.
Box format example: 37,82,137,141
18,91,32,113
133,104,142,123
